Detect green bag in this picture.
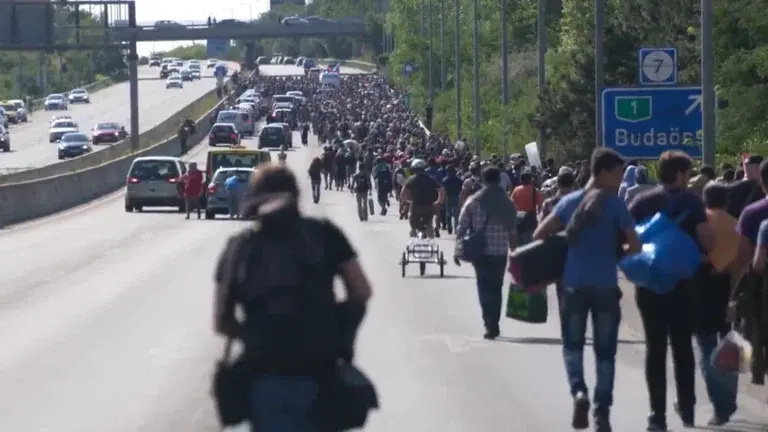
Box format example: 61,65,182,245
505,283,548,324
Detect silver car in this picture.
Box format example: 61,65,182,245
49,119,79,142
125,156,186,212
57,132,92,159
166,76,183,89
215,110,254,136
68,88,90,103
44,94,68,111
205,167,253,219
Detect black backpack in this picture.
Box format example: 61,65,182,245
224,223,339,374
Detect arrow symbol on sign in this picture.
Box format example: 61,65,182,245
685,94,702,115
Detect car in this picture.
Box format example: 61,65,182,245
49,115,72,125
0,106,13,126
154,20,184,28
189,69,201,80
204,147,271,184
7,99,28,122
258,124,288,149
208,123,241,147
204,167,254,219
274,123,293,147
0,124,10,152
124,156,186,212
256,56,270,65
57,132,92,159
160,65,170,78
149,57,161,67
179,69,193,81
166,76,183,89
49,119,79,142
282,57,295,65
187,59,200,65
68,88,90,104
168,66,180,75
281,16,309,25
0,101,20,124
44,94,68,111
215,109,254,136
206,58,218,68
91,122,127,144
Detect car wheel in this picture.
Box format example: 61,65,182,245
2,146,9,153
58,155,64,160
125,202,134,212
135,206,143,212
205,210,215,220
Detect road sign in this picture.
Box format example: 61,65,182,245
602,86,702,159
638,48,678,86
206,38,228,58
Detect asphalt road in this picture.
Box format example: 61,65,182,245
0,68,764,431
0,62,236,174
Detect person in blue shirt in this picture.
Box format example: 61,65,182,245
224,172,244,219
441,165,463,234
534,148,640,432
373,159,393,215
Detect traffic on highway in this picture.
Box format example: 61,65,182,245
0,62,232,175
0,61,765,432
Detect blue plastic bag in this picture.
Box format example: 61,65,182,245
620,212,700,294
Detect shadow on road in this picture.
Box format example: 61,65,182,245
494,336,645,346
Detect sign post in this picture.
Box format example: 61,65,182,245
601,87,703,159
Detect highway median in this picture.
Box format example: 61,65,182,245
0,77,238,226
28,73,126,113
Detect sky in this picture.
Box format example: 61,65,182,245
134,0,272,56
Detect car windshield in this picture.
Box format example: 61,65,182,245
273,96,293,104
61,133,88,142
48,95,64,100
96,123,120,130
260,127,284,138
130,160,179,180
210,152,265,172
12,101,23,108
53,121,76,128
0,103,14,111
213,169,252,183
169,77,180,81
71,89,86,94
217,112,237,122
212,125,235,133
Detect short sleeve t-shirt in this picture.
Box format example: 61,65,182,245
737,198,768,245
628,187,707,251
554,190,633,289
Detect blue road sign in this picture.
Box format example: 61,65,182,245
602,86,702,159
206,39,229,58
638,47,678,86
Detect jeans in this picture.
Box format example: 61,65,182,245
226,190,240,217
696,333,738,417
443,199,459,231
310,179,321,203
561,286,621,410
472,255,508,333
250,375,321,432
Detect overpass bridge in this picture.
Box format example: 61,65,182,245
112,21,367,42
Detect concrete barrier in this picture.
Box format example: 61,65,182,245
0,95,226,226
0,84,223,185
318,59,377,72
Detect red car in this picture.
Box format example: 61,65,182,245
92,122,128,145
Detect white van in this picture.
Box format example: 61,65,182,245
319,72,342,88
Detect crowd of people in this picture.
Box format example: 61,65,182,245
206,68,767,431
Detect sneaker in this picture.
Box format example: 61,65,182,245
572,392,590,429
593,411,612,432
483,328,500,340
673,401,694,427
646,413,666,431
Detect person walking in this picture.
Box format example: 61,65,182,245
181,162,204,220
454,166,518,340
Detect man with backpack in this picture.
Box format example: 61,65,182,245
212,164,376,431
350,163,372,221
